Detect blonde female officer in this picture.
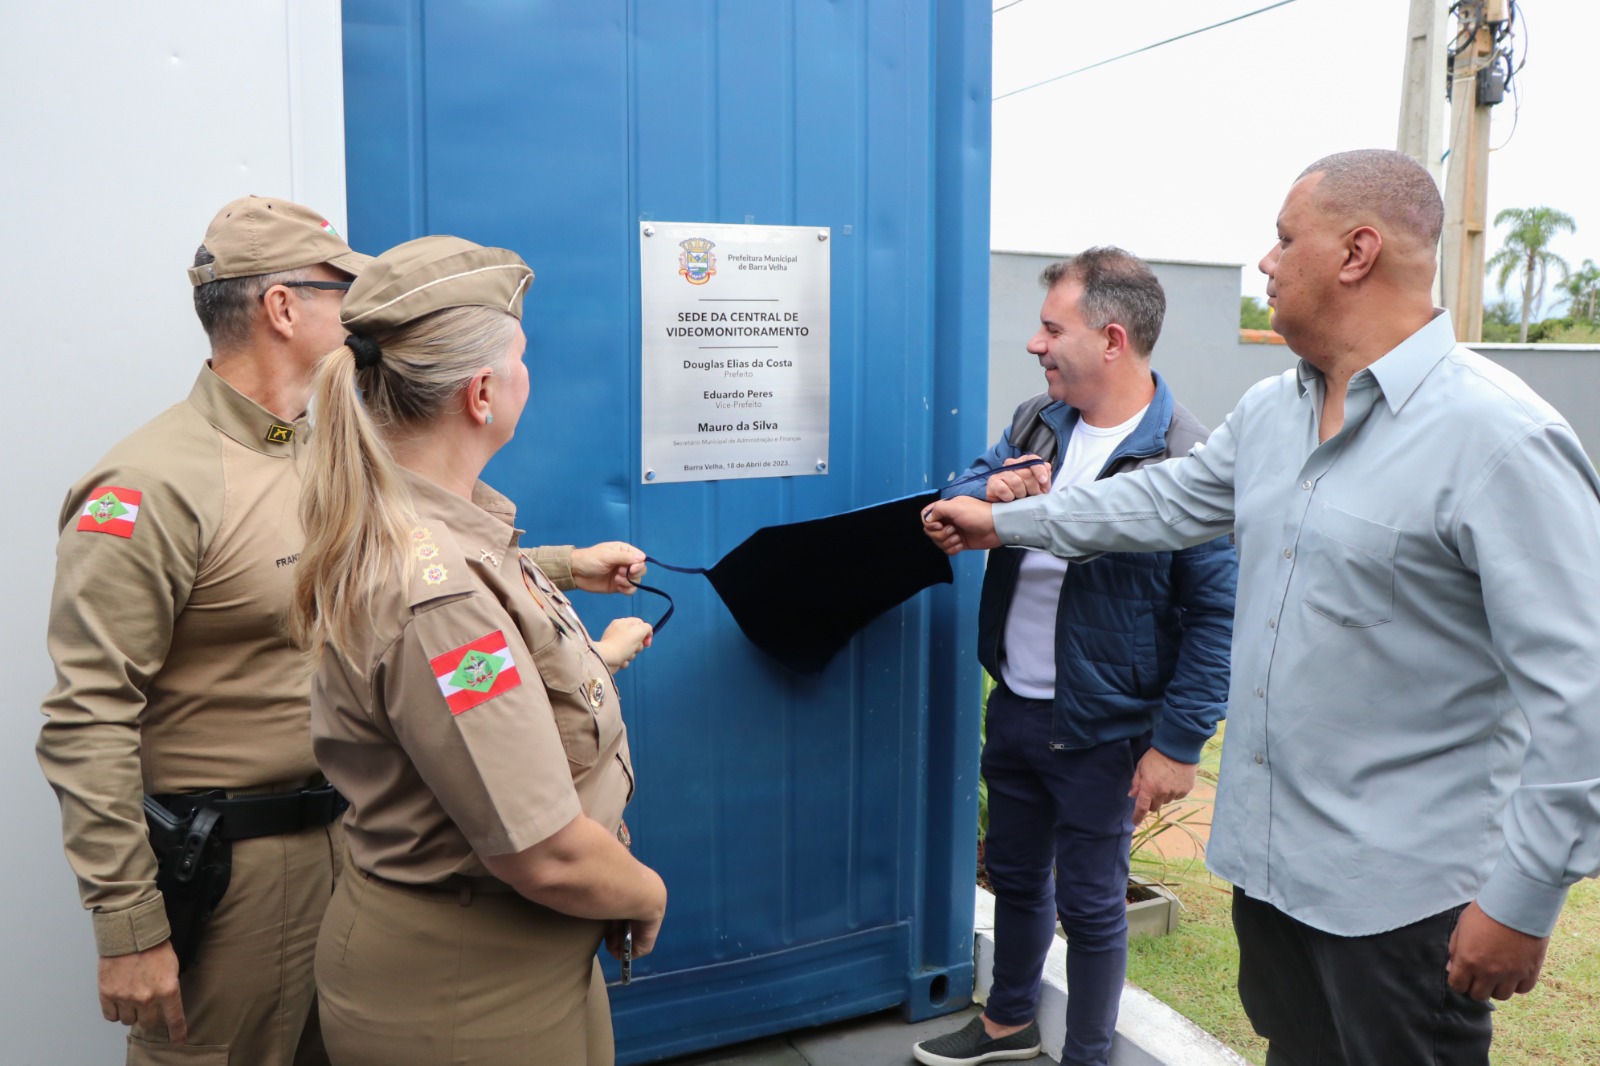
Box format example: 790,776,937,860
289,236,665,1065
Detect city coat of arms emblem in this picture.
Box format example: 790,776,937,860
678,237,716,285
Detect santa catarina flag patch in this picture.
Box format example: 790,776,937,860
430,630,521,715
76,487,142,538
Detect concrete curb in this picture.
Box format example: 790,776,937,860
972,887,1249,1066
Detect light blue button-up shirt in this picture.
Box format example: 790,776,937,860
993,311,1600,937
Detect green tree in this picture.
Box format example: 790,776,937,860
1543,319,1600,345
1560,258,1600,324
1239,295,1271,330
1486,206,1576,342
1482,297,1520,343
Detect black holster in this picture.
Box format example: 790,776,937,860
143,796,233,974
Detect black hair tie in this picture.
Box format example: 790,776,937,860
347,334,383,370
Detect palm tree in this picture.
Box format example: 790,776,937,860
1486,207,1575,342
1560,259,1600,324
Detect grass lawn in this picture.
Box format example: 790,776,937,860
1124,862,1600,1065
1124,861,1266,1064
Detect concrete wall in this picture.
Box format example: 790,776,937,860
1464,344,1600,453
989,252,1600,452
0,5,346,1059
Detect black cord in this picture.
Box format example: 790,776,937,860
994,0,1299,103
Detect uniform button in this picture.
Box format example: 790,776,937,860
1254,753,1265,765
1302,480,1312,490
1268,617,1277,629
1255,687,1265,698
1283,548,1293,559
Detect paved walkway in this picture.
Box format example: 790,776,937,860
658,1006,1060,1066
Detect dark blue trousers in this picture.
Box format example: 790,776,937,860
982,683,1146,1066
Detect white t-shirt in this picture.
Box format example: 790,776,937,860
999,405,1148,699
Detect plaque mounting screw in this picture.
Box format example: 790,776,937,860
817,230,829,241
645,469,657,481
816,460,828,472
643,226,655,237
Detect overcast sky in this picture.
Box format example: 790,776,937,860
990,0,1595,310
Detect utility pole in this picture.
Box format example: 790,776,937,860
1440,0,1507,342
1397,0,1449,306
1396,0,1448,187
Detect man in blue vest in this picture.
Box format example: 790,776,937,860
914,248,1237,1066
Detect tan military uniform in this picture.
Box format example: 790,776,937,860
37,365,338,1065
311,469,633,1066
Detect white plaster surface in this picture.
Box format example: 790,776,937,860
0,4,347,1059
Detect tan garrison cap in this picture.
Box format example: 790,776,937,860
187,195,372,286
340,235,534,335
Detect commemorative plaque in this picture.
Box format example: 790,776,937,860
639,221,831,484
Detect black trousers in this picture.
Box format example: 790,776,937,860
1232,887,1493,1066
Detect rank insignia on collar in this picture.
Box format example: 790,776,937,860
415,541,440,561
422,563,448,585
265,424,295,444
410,526,432,542
584,678,606,709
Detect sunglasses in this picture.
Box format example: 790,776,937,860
260,280,353,300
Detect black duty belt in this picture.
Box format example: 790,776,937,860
150,783,348,842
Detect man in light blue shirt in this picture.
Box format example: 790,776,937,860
924,149,1600,1064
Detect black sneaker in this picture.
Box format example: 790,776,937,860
912,1014,1043,1065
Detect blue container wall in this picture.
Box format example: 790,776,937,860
342,3,990,1060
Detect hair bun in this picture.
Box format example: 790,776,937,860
347,334,383,370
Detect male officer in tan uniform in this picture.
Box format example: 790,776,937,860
37,196,370,1064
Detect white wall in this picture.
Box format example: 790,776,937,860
0,3,346,1059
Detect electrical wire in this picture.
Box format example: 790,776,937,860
1446,0,1483,58
993,0,1299,102
1489,0,1526,151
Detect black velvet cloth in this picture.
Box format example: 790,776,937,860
695,491,951,675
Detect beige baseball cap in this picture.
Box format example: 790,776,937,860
340,235,534,335
187,195,373,286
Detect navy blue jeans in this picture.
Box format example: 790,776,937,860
982,683,1147,1066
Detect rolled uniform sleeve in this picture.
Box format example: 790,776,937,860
1455,423,1600,937
382,594,583,858
527,545,576,591
37,463,212,956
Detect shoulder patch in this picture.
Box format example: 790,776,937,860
75,486,142,538
430,630,522,715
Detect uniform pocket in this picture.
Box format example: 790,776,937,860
127,1035,229,1064
1299,505,1399,627
532,634,601,766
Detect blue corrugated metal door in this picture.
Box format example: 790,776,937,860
342,3,991,1060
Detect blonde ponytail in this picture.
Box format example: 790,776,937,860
291,305,522,662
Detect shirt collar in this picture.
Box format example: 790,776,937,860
1294,309,1456,414
400,467,523,561
187,364,308,457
